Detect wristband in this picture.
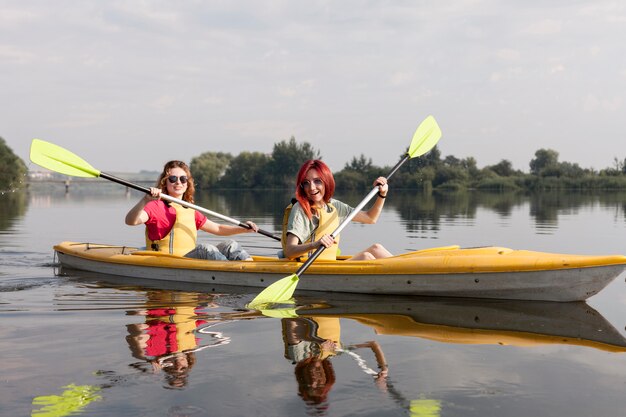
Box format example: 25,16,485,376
377,192,386,199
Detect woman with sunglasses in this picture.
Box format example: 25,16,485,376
282,159,392,261
125,160,258,261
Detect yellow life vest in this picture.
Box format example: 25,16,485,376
282,199,340,261
312,316,341,359
170,305,201,353
282,317,341,361
146,202,197,256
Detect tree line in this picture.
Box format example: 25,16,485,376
3,135,626,192
0,137,28,190
189,137,626,191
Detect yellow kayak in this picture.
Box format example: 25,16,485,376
53,241,626,301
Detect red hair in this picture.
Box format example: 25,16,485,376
295,160,335,219
294,357,336,405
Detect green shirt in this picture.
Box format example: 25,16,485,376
286,198,353,244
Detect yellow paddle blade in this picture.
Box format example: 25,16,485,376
32,384,101,417
409,399,442,417
247,274,299,309
30,139,101,178
260,307,299,318
407,115,442,158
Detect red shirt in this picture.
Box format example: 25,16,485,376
143,200,207,241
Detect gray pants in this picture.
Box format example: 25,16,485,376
185,239,251,261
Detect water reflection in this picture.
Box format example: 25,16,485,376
194,189,626,238
287,294,626,416
50,271,626,416
125,291,232,389
293,294,626,352
0,191,28,233
66,271,626,355
281,316,388,411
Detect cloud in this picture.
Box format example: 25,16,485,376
524,19,562,35
48,112,110,129
549,64,565,74
583,94,623,112
150,95,176,112
0,7,39,26
224,119,300,140
496,48,521,62
0,44,35,64
389,71,415,86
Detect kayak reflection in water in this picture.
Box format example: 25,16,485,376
125,291,229,389
282,316,388,409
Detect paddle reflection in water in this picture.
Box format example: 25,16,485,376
280,316,389,411
125,290,238,389
271,293,626,416
46,270,626,416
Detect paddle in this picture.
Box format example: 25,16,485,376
248,115,442,308
29,139,281,241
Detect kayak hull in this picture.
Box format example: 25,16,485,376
53,241,626,302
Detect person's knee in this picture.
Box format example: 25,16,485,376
361,252,376,260
369,243,384,252
187,244,227,261
217,239,237,252
367,243,391,259
217,239,251,261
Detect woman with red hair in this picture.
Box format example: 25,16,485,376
283,159,392,261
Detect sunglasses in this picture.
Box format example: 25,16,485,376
167,175,188,184
300,178,324,189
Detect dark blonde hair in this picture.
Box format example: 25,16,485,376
156,160,196,203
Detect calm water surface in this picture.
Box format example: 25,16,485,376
2,186,626,417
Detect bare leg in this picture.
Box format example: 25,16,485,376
348,243,392,260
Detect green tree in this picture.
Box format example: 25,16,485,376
267,137,321,188
433,165,469,188
190,151,233,189
410,145,441,169
345,154,374,172
219,152,270,188
0,137,27,189
529,149,559,176
487,159,515,177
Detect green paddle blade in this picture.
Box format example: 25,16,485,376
32,383,101,417
407,115,442,158
247,274,299,309
409,398,442,417
30,139,101,178
260,307,299,318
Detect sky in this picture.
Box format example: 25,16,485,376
2,1,626,174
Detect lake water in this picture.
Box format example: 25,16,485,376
2,185,626,417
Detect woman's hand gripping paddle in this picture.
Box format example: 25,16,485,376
29,139,281,241
248,115,442,309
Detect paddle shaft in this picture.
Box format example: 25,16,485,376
99,172,280,241
294,153,410,275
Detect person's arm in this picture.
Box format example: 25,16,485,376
352,177,388,224
353,341,387,370
199,219,258,236
125,187,160,225
352,340,388,382
283,232,335,259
